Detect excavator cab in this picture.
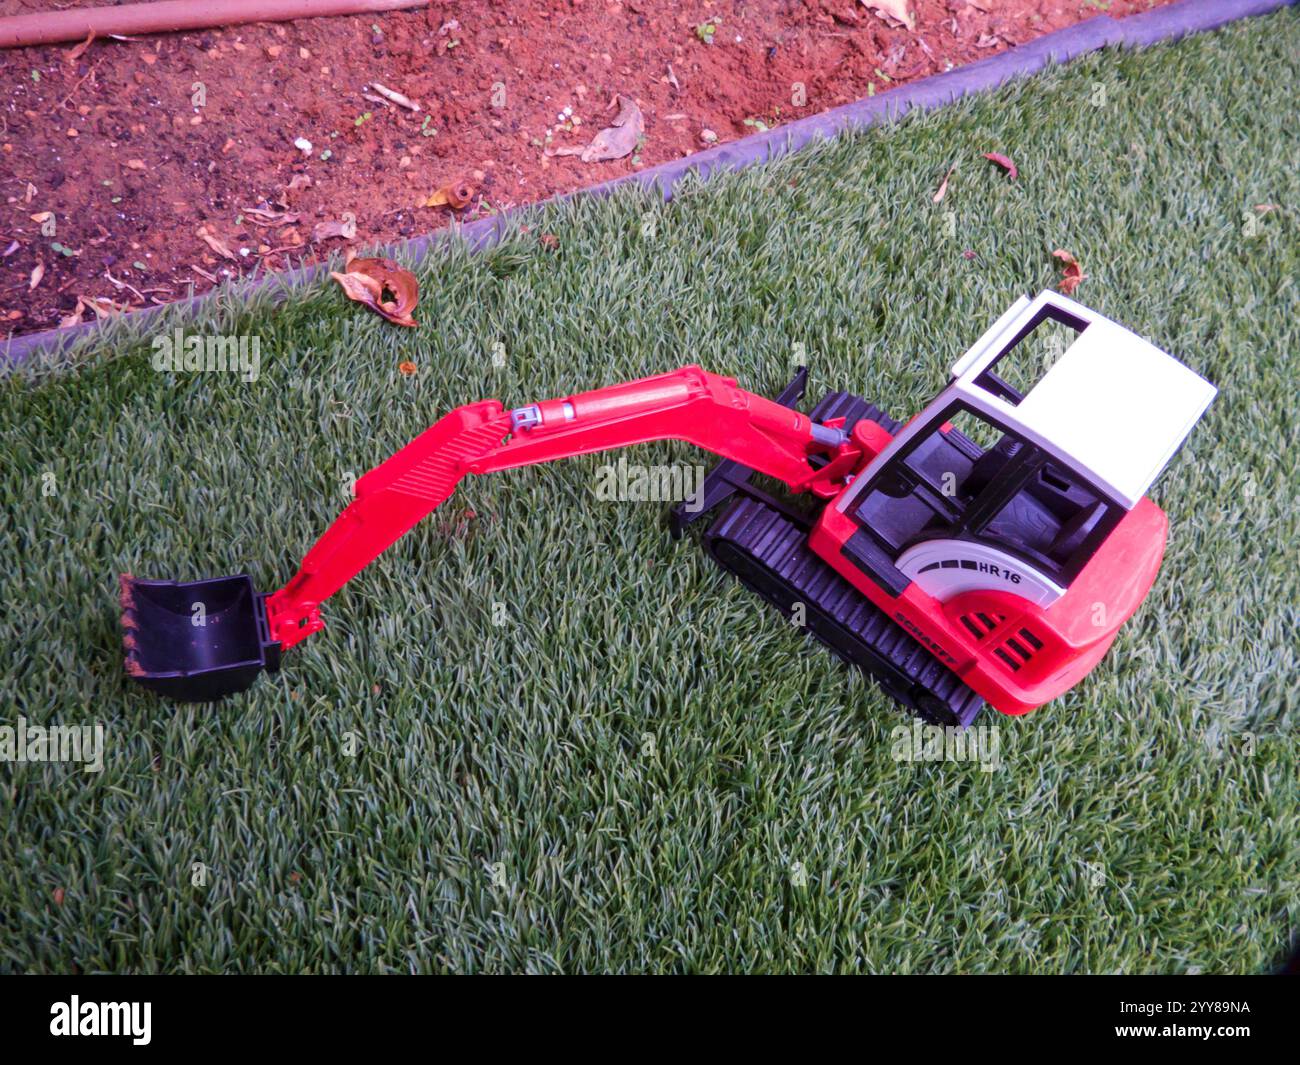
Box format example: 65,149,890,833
808,292,1217,715
846,401,1121,607
832,293,1215,604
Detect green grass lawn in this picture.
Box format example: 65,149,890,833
2,11,1297,974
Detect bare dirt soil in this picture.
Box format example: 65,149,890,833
2,0,1174,339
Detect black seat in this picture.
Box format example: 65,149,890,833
964,437,1022,498
983,489,1062,556
1048,500,1106,564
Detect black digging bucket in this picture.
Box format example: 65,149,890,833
120,574,280,701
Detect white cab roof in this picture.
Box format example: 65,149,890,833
948,292,1217,509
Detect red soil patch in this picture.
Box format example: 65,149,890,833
2,1,1174,339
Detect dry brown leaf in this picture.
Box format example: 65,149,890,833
30,211,53,224
59,299,86,329
583,95,645,162
862,0,916,31
982,152,1018,179
423,180,475,209
81,294,124,318
551,95,645,163
331,268,383,303
125,159,147,170
932,163,956,203
1052,249,1087,295
398,360,418,375
330,257,418,327
313,215,357,242
29,261,44,291
242,205,300,226
198,228,237,260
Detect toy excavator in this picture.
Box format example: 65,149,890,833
121,292,1216,725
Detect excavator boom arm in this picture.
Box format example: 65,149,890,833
265,366,855,649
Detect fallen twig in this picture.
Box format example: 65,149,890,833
260,244,304,256
56,63,98,111
365,81,420,111
103,268,146,302
66,31,96,63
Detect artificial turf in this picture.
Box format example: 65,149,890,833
1,10,1297,974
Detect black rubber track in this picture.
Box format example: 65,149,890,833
705,498,984,728
701,391,983,728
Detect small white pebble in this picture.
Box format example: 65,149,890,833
293,137,312,154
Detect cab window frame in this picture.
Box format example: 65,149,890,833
858,401,1124,587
